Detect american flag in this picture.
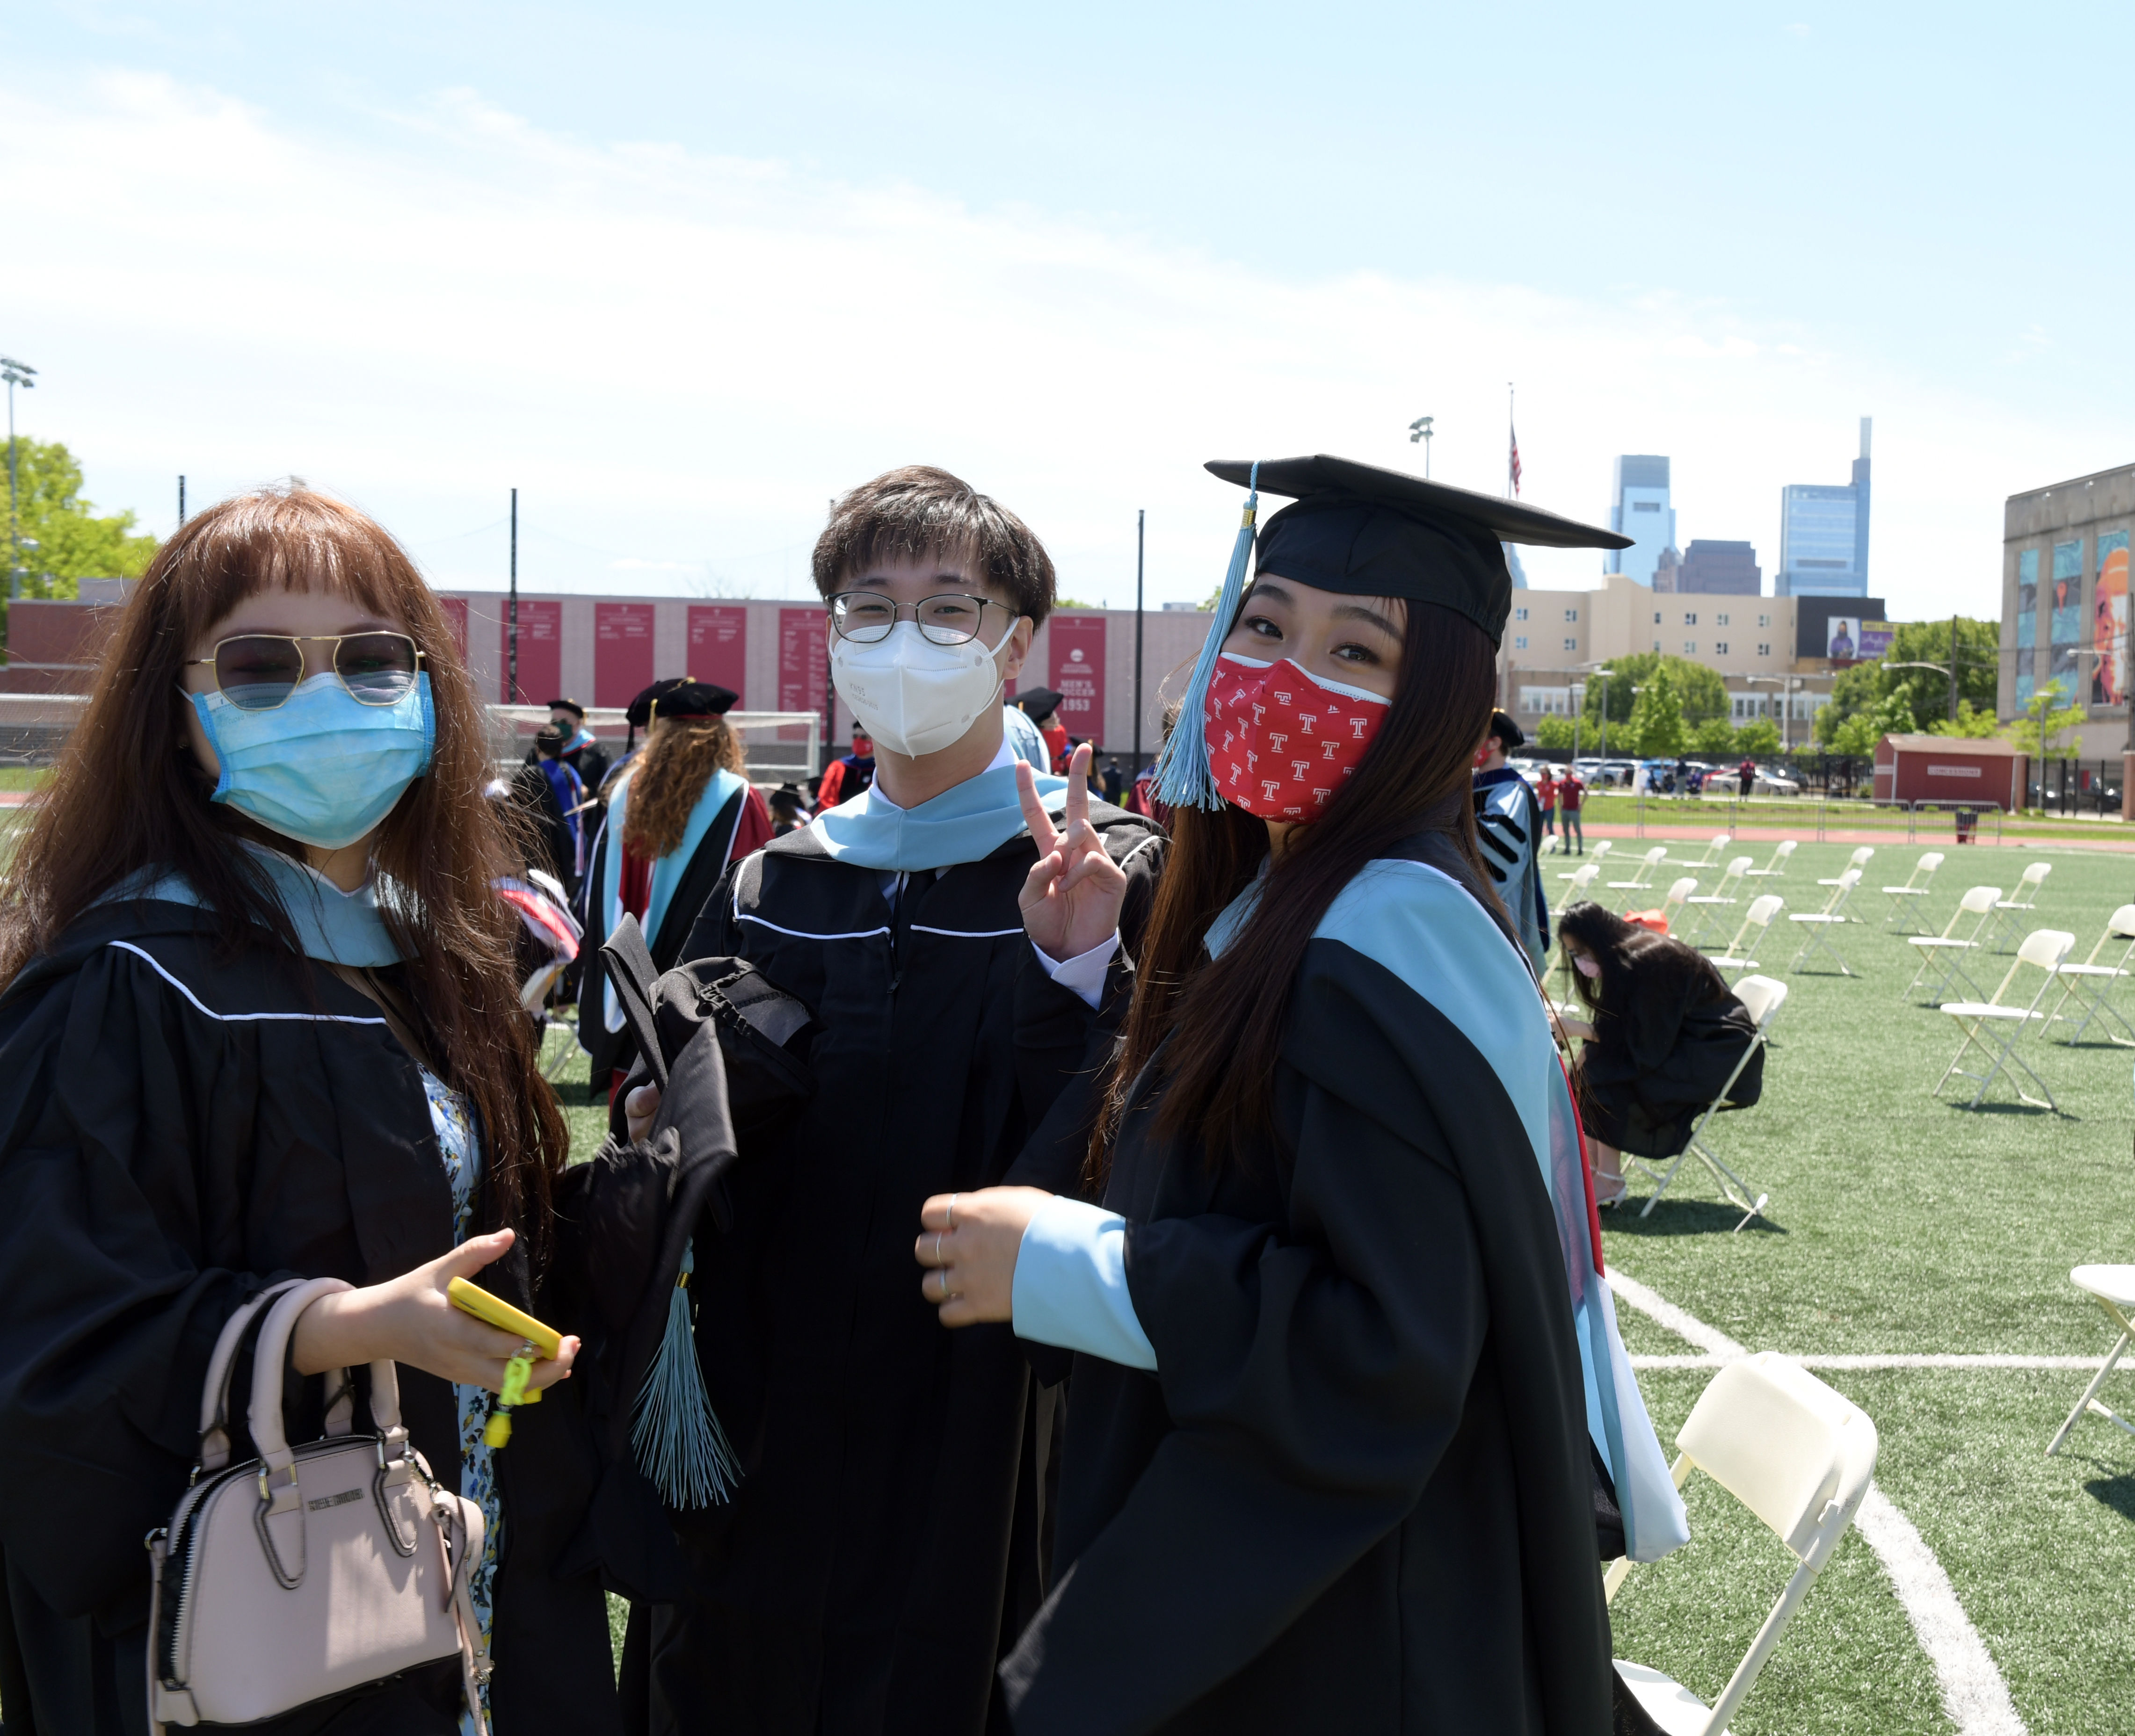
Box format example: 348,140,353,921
1508,425,1522,496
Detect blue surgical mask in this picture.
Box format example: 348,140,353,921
189,671,435,849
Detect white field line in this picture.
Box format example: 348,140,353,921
1608,1268,2029,1736
1632,1353,2107,1372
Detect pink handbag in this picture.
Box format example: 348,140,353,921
146,1277,491,1733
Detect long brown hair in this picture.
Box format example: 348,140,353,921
1095,595,1501,1175
622,716,745,859
0,487,568,1244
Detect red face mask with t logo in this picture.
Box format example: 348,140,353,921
1200,654,1388,820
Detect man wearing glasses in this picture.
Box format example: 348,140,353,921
629,467,1162,1736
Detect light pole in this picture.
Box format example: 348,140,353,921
1,356,35,601
1408,415,1434,478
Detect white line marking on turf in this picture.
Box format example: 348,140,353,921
1630,1353,2108,1371
1851,1488,2028,1736
1609,1268,2030,1736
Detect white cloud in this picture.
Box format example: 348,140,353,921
0,69,2117,619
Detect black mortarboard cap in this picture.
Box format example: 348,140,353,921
546,696,586,717
625,678,739,730
1015,688,1064,721
1204,455,1630,648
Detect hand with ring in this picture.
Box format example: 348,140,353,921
914,1187,1052,1327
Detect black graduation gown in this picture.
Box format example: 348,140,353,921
1575,961,1762,1159
999,832,1613,1736
631,807,1162,1736
0,899,619,1736
578,779,755,1085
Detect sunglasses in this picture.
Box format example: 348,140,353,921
185,633,425,712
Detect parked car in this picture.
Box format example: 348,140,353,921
1701,766,1802,798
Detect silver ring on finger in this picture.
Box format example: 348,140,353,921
937,1267,953,1302
933,1232,944,1265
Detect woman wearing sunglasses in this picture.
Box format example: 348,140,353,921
915,458,1687,1735
0,488,620,1733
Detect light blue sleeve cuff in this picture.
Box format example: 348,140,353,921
1010,1195,1157,1371
1029,931,1120,1010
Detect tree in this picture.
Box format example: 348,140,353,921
1734,718,1781,757
1534,714,1577,750
3,438,159,597
1817,615,2001,739
1824,691,1912,757
1580,652,1726,728
1627,664,1686,758
2007,681,2086,767
1929,701,2001,739
1690,716,1737,757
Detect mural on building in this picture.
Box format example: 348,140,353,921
2015,548,2037,710
2051,539,2084,694
2093,530,2128,708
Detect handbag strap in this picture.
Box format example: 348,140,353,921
431,1485,493,1736
197,1279,307,1474
249,1279,409,1482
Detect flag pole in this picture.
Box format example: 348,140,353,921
1506,382,1515,499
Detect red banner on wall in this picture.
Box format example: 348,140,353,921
436,595,469,664
688,606,748,701
1049,615,1107,743
499,599,561,705
594,603,656,709
778,608,828,744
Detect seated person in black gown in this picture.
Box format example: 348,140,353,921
1554,899,1764,1206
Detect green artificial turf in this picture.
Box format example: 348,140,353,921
1597,837,2135,1731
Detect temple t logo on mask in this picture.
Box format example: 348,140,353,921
1200,654,1386,821
190,672,435,849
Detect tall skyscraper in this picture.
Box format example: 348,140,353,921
1607,456,1674,586
1776,418,1873,597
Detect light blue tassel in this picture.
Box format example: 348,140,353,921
631,1245,740,1508
1153,462,1261,811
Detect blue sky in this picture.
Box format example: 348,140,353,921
3,2,2128,615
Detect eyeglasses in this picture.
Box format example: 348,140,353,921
184,632,425,712
828,592,1008,646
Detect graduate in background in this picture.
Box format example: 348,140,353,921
814,725,877,807
537,696,612,802
576,678,772,1092
916,455,1685,1736
1002,697,1053,771
1474,707,1549,970
627,466,1162,1736
1016,686,1072,772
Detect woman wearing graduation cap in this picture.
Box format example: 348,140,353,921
915,457,1687,1735
577,678,773,1091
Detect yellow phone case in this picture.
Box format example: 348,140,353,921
448,1277,564,1360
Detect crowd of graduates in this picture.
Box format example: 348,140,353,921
0,457,1766,1736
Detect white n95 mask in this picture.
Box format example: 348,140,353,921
830,618,1017,759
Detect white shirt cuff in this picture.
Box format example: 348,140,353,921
1030,932,1120,1009
1010,1195,1157,1371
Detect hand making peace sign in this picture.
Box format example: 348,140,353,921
1016,743,1127,962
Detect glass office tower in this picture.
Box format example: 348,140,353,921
1607,455,1674,586
1777,418,1873,597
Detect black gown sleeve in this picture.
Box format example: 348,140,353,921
0,950,286,1619
1005,952,1491,1735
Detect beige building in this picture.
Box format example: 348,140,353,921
1498,573,1842,741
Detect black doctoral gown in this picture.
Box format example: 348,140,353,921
0,898,619,1736
999,830,1614,1736
628,806,1162,1736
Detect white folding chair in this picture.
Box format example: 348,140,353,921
1932,928,2076,1110
1539,832,1562,856
1818,845,1874,887
1650,875,1698,933
1680,855,1753,945
2048,1265,2135,1455
1558,838,1612,880
1880,851,1945,933
2045,904,2135,1047
1710,894,1784,983
1903,883,2003,1003
1607,1355,1879,1736
1629,974,1785,1228
1743,839,1797,880
1985,861,2053,953
1667,831,1732,870
1606,845,1668,897
1785,869,1861,976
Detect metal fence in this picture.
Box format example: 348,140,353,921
2024,756,2124,818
